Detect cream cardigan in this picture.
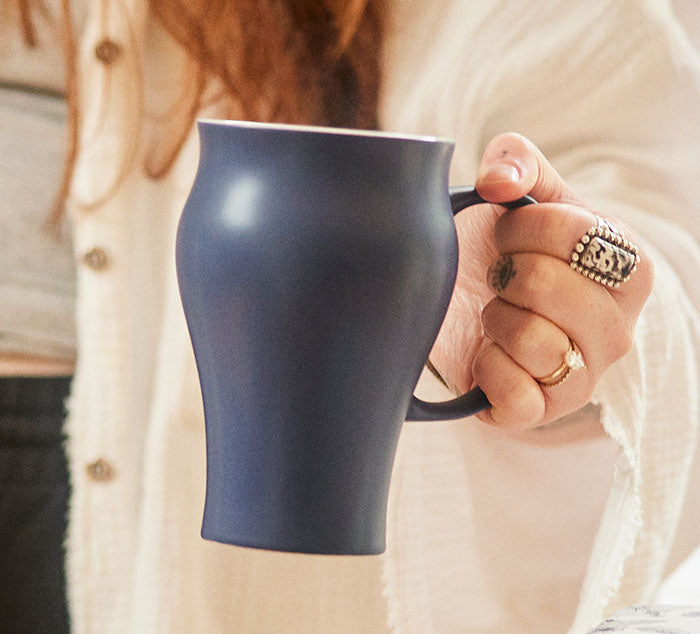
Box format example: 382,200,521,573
57,0,700,632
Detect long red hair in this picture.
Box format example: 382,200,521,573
15,0,384,221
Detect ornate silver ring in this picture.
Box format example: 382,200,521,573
570,216,639,287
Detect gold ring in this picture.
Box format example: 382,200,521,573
534,338,585,387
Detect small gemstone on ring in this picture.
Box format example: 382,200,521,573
565,349,585,370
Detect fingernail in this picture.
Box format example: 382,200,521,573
478,163,521,185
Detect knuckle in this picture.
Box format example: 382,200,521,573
611,324,635,361
499,381,531,416
521,257,557,299
472,339,546,429
510,317,543,360
493,382,545,429
494,206,541,250
604,310,634,362
550,204,587,243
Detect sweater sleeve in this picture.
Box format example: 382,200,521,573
473,2,700,630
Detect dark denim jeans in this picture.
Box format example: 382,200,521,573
0,376,72,634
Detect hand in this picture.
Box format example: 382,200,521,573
428,133,654,429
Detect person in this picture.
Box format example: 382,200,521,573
0,5,75,631
1,0,699,633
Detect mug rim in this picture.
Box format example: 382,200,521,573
197,118,454,145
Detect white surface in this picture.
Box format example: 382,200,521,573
656,546,700,604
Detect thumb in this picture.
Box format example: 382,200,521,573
475,132,581,205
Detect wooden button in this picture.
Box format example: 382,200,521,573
94,38,122,64
81,247,109,271
86,458,114,482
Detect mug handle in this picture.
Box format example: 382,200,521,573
405,186,536,421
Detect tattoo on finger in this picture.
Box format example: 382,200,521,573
488,255,516,292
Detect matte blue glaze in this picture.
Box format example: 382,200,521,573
175,120,533,555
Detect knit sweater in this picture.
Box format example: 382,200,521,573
7,0,700,632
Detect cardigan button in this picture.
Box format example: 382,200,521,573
86,458,114,482
94,38,122,64
81,247,109,271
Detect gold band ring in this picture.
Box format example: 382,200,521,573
534,338,585,387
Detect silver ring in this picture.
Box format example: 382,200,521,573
534,338,585,387
570,216,639,287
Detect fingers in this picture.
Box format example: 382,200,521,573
465,133,655,431
475,132,583,206
485,252,628,371
474,250,631,429
474,131,653,310
472,338,545,428
493,202,654,316
493,203,596,261
481,298,570,379
477,298,594,427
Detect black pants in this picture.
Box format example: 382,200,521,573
0,377,72,633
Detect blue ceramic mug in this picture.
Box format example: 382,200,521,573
175,120,534,555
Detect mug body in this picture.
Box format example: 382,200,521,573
176,120,457,554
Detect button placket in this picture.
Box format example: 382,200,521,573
82,242,114,484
